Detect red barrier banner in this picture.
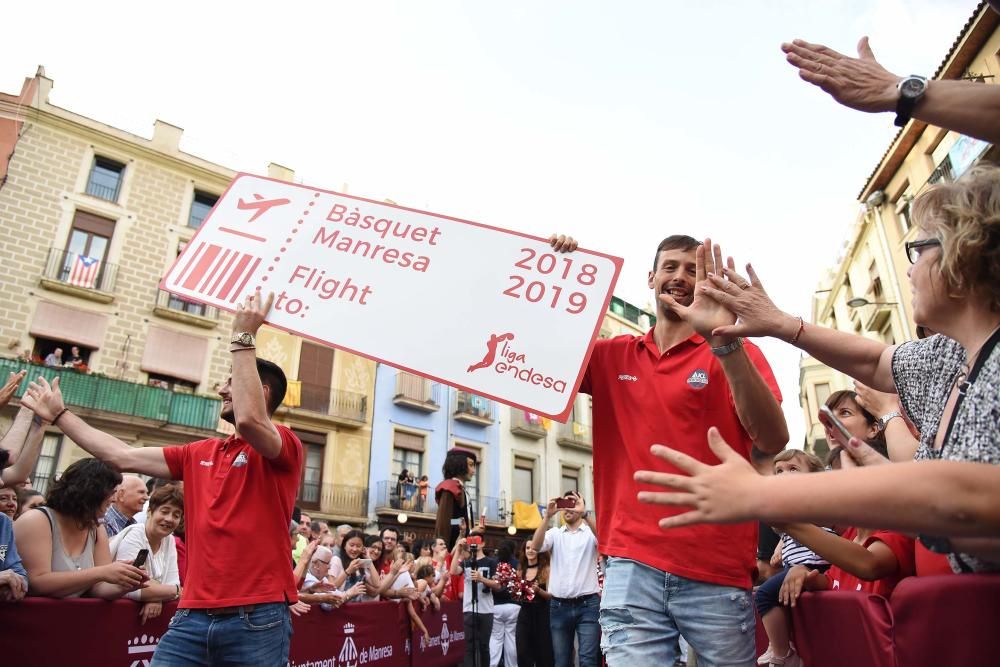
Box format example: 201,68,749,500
0,597,175,666
411,601,466,667
0,598,461,666
289,600,410,667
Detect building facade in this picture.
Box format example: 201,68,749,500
799,4,1000,457
0,68,375,522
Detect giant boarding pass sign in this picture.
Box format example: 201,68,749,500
161,174,623,421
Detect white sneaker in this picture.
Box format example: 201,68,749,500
757,646,774,665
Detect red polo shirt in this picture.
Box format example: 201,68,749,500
581,329,781,589
163,424,303,608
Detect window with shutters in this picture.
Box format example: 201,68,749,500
294,429,326,508
513,456,535,503
298,341,334,413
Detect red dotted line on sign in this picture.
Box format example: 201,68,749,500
257,192,321,298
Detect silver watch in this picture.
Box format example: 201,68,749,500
880,411,902,427
710,337,744,357
230,332,256,347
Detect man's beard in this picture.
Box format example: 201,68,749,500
220,408,235,425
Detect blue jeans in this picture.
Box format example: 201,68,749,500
599,558,755,667
550,594,601,667
151,603,292,666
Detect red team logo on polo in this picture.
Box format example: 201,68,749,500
467,332,568,393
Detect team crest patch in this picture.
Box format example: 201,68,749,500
232,452,249,467
0,544,7,562
686,369,709,390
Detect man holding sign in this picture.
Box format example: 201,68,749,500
21,291,303,667
552,235,788,666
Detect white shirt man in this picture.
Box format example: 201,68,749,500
531,492,600,667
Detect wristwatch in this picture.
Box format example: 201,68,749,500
710,338,744,357
918,534,954,555
880,411,902,428
230,332,256,347
894,75,928,127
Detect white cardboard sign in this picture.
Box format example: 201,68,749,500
161,174,623,421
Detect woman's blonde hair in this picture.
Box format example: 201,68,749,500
911,164,1000,311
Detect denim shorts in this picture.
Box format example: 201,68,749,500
599,557,755,667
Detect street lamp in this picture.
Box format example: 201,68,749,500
846,297,897,308
397,513,408,524
506,525,517,536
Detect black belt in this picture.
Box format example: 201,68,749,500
551,593,598,605
202,604,259,616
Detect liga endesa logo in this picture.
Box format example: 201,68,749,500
466,333,568,393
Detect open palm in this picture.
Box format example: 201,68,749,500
658,239,737,341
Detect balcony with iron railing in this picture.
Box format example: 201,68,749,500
392,372,441,412
371,479,506,522
298,482,369,518
0,357,221,431
40,247,118,302
153,289,219,328
294,382,367,426
509,409,547,440
556,410,593,451
453,390,494,426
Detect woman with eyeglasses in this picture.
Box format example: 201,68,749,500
636,165,1000,573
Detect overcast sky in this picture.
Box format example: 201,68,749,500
2,0,977,445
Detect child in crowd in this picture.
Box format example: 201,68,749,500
758,392,916,667
755,450,829,667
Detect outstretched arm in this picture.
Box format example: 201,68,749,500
1,406,45,487
782,37,1000,144
635,427,1000,537
21,377,171,478
781,523,900,581
697,263,896,392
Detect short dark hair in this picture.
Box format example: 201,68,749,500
442,449,477,479
652,235,700,271
45,458,122,528
309,520,323,533
149,483,184,513
381,526,399,541
0,448,9,469
256,358,287,414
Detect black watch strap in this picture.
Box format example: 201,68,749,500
894,96,917,128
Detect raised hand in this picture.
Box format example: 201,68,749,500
657,239,737,344
231,290,274,335
0,370,26,408
697,262,797,341
781,37,900,114
21,377,66,423
634,427,764,528
853,380,900,419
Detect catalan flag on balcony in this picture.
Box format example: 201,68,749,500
67,254,101,289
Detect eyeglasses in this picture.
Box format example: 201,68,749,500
315,559,331,565
905,238,941,264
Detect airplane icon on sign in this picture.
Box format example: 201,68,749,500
236,193,291,222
